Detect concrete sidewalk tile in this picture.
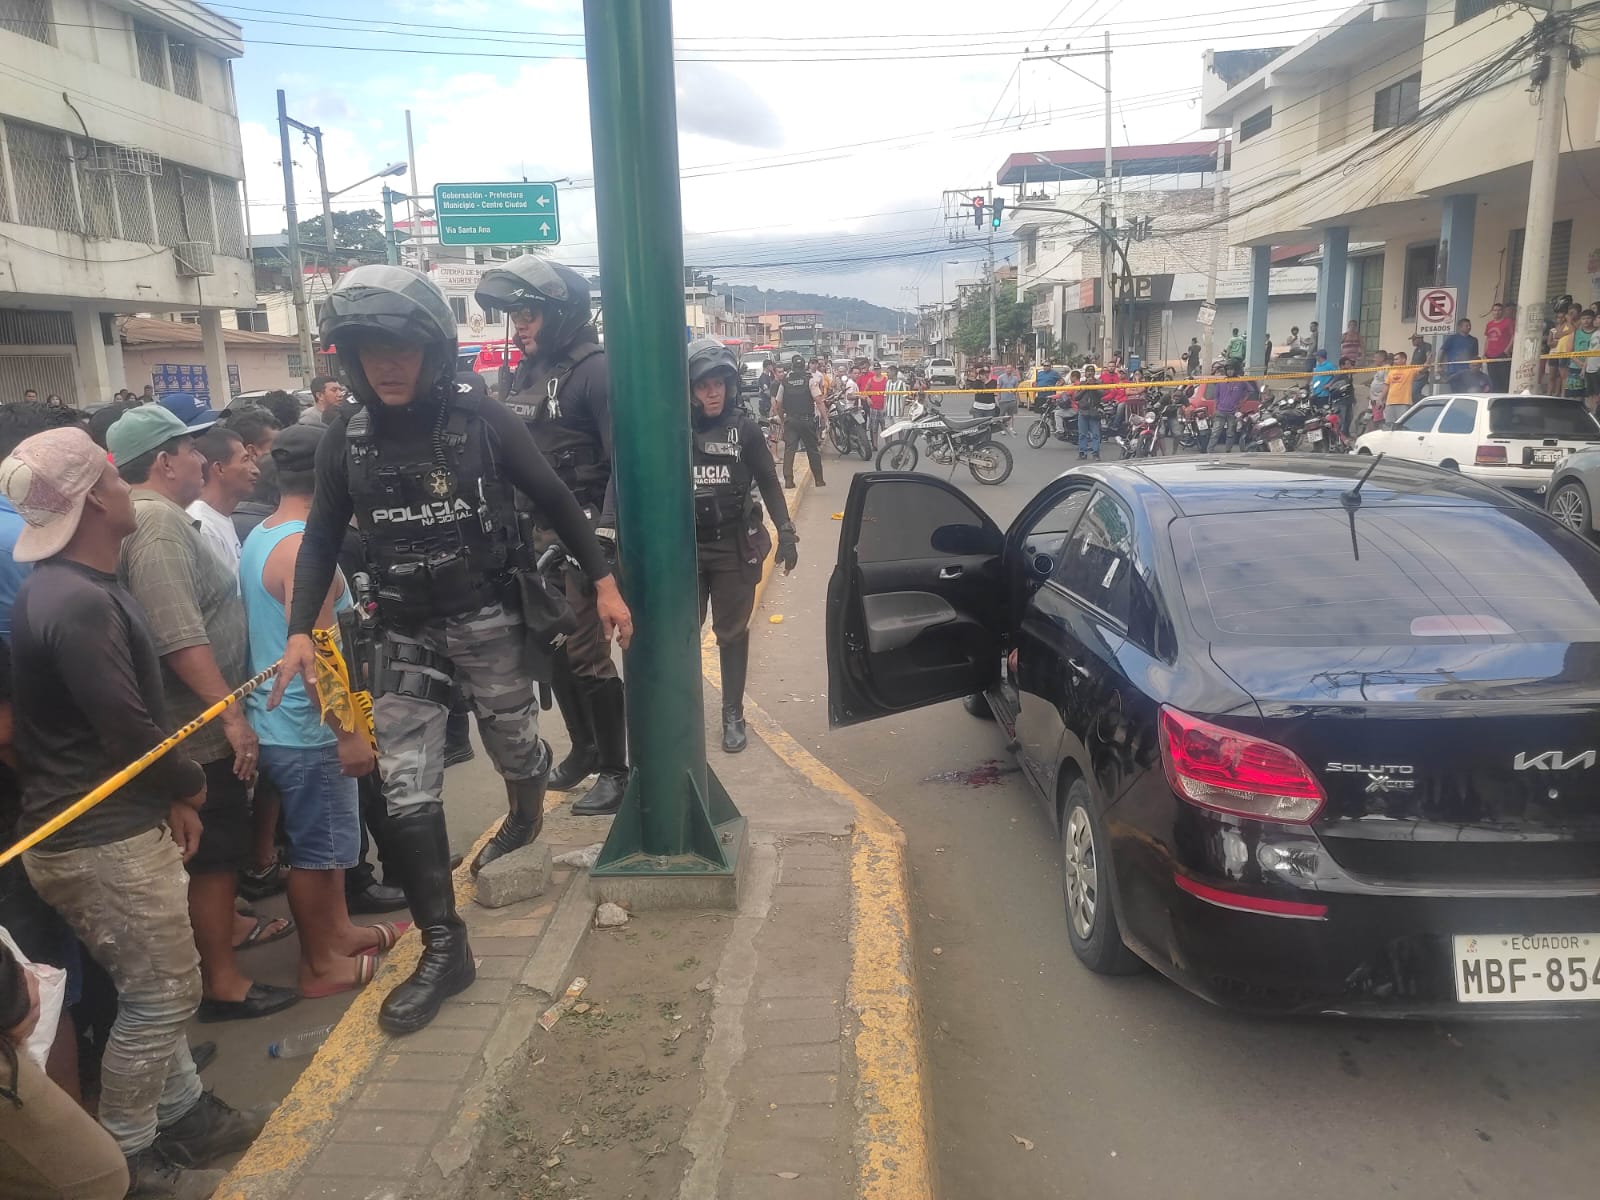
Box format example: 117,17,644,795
330,1109,444,1146
722,1129,846,1177
454,975,513,1003
731,1102,841,1141
287,1176,408,1200
778,868,847,888
725,1172,841,1200
749,1042,843,1076
753,1071,841,1106
392,1024,492,1056
754,1016,840,1046
372,1051,478,1084
427,1002,503,1030
355,1081,460,1112
757,973,843,1000
470,953,526,980
468,935,540,957
752,995,840,1023
770,886,840,905
310,1139,427,1177
468,915,549,937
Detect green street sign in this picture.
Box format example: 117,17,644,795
433,181,560,246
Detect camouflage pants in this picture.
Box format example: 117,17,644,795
374,602,549,816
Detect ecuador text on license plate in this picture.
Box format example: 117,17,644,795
1453,933,1600,1003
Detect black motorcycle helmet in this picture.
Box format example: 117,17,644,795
319,265,457,406
789,354,804,370
688,338,740,422
473,255,593,359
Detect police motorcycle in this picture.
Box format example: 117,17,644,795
874,399,1013,485
826,387,874,460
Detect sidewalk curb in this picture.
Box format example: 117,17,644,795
704,455,938,1200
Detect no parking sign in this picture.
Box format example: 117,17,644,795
1415,286,1458,336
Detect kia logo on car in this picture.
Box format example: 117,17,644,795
1512,750,1598,771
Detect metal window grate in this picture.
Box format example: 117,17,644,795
150,168,186,246
1455,0,1500,23
135,23,168,89
0,356,78,406
169,40,199,101
5,119,80,233
211,175,245,257
72,139,119,238
0,0,53,45
116,172,155,242
180,169,214,246
0,309,73,345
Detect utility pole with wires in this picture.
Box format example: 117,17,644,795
1510,0,1575,394
1023,35,1115,364
1202,129,1228,367
276,89,315,380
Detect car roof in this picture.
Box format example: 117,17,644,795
1087,454,1528,516
1425,392,1577,403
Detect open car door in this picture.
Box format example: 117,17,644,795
827,473,1006,728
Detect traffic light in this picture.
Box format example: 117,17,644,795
991,198,1005,230
972,196,985,228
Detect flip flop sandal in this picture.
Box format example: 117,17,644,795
364,921,413,952
234,913,296,950
300,952,380,1000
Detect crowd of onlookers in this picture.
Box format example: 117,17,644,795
0,378,419,1197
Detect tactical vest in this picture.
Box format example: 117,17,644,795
692,417,754,542
506,344,609,509
346,386,520,624
780,371,813,420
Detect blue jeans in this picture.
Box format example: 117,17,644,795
1078,413,1101,456
260,742,361,870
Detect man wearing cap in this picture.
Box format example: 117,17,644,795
4,427,265,1194
107,405,299,1025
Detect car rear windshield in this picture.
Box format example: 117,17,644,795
1172,506,1600,645
1487,396,1600,440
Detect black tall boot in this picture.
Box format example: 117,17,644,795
379,806,476,1035
547,658,597,791
571,677,627,816
471,750,550,875
719,636,750,754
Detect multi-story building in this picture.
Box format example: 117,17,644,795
1,0,251,404
1003,141,1317,367
1200,0,1600,368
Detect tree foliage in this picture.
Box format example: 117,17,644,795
954,281,1033,357
291,208,389,255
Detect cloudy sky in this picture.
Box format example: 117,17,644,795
226,0,1339,310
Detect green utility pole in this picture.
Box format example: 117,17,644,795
381,187,399,266
583,0,744,899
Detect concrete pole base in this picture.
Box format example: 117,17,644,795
589,817,748,911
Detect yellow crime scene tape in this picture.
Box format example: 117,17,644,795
0,630,374,867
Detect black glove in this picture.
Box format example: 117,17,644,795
776,522,799,573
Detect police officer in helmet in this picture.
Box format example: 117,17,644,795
687,338,798,751
270,265,632,1035
474,257,629,816
777,353,825,489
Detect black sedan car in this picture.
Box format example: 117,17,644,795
826,457,1600,1017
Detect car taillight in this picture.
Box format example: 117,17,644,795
1158,706,1325,823
1475,444,1507,465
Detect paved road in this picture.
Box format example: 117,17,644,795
749,431,1600,1200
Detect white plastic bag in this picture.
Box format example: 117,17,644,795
0,924,65,1071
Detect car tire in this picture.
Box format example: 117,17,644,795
1439,459,1460,472
961,692,995,720
1059,778,1141,976
1550,479,1592,535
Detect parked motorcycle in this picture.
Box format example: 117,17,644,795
827,396,873,460
876,408,1014,485
1025,397,1081,449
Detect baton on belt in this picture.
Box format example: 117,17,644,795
0,663,280,869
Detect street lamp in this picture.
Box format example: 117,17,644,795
321,162,409,280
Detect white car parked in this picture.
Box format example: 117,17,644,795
927,358,959,386
1354,392,1600,495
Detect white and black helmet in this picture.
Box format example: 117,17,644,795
319,265,458,405
474,255,594,356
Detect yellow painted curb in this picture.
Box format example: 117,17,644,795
212,823,498,1200
701,464,937,1200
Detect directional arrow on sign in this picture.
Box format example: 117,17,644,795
536,195,550,207
540,222,551,236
